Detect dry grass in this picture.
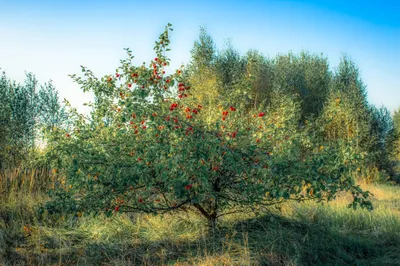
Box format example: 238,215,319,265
0,167,55,195
1,167,400,265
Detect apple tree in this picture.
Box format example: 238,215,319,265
43,24,372,231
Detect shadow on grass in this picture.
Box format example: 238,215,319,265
231,213,400,265
4,209,400,266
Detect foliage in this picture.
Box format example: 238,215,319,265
186,27,220,125
189,26,216,70
214,42,248,107
330,56,370,150
367,105,396,180
243,50,274,111
273,51,331,118
316,55,400,182
391,108,400,176
0,72,67,169
187,29,332,118
187,27,398,182
43,25,372,231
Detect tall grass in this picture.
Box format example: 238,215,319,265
0,167,55,195
1,167,400,265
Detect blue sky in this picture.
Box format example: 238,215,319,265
1,0,399,112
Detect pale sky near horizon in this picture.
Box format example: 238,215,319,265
1,0,399,112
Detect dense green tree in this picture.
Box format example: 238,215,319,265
214,42,247,104
319,56,397,181
243,50,274,111
190,27,216,71
366,106,396,179
0,73,37,167
0,71,66,168
328,56,370,150
186,27,220,125
392,108,400,176
273,52,331,118
37,81,68,131
394,108,400,133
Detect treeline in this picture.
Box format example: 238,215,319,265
184,28,400,182
0,28,399,183
0,71,67,169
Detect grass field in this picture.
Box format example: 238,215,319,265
1,169,400,265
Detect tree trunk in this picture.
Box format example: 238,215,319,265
194,203,218,235
208,214,217,234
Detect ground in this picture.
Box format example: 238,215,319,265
1,181,400,265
